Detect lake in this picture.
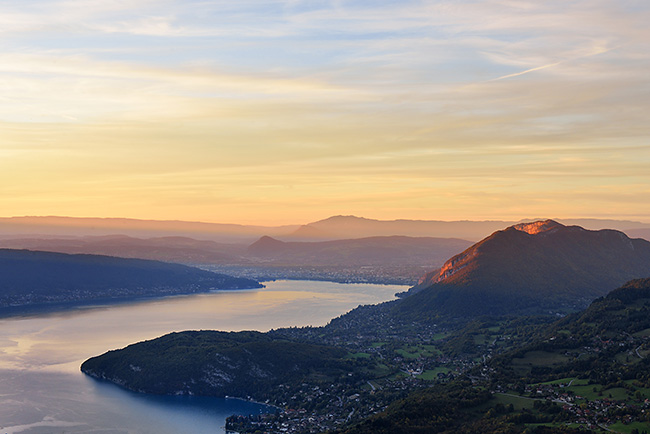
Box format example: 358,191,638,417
0,280,405,433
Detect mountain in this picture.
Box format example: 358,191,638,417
0,216,298,243
0,233,471,285
2,215,648,244
397,220,650,318
288,215,650,242
81,330,356,398
246,235,473,267
626,227,650,242
0,235,247,265
0,249,261,311
287,224,334,240
289,216,516,241
247,235,287,255
0,233,472,274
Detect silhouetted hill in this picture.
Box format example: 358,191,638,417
0,235,246,264
246,235,473,266
2,215,648,244
0,249,261,310
291,215,650,242
0,216,298,243
626,227,650,242
292,215,515,241
0,233,470,285
0,233,472,273
247,235,288,255
398,220,650,318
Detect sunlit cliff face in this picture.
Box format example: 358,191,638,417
512,220,563,235
426,220,566,287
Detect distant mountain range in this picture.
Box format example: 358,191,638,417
397,220,650,318
0,216,297,243
2,215,649,243
0,233,473,268
246,235,472,267
78,215,650,433
0,235,247,265
287,215,650,242
2,215,649,287
0,249,261,312
2,218,648,316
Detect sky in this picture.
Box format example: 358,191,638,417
1,0,649,225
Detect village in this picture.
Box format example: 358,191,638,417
227,310,650,434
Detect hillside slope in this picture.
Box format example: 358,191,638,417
336,279,650,434
247,235,472,266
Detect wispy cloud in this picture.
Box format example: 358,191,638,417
487,44,623,81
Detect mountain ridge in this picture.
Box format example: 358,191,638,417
246,235,473,267
0,248,261,312
398,220,650,318
2,215,650,243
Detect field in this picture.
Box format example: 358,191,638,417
539,377,587,386
394,344,442,359
492,393,536,411
632,328,650,338
525,423,606,432
608,421,650,434
347,352,371,359
511,350,570,374
419,367,451,381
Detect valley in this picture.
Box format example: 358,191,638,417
2,218,650,433
79,221,650,434
5,1,648,432
0,280,405,434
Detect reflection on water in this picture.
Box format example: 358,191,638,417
0,280,404,433
0,369,271,434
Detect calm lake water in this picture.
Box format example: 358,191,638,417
0,280,405,433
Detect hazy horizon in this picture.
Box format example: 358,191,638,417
2,213,650,228
0,214,650,228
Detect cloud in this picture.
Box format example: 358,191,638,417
0,51,365,124
1,0,649,222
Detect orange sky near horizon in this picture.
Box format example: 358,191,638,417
1,1,649,226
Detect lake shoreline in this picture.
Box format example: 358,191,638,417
0,277,408,320
83,371,280,413
0,286,264,320
0,280,406,433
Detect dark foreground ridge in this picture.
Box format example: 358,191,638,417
79,221,650,433
81,279,650,434
0,248,261,312
336,278,650,434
